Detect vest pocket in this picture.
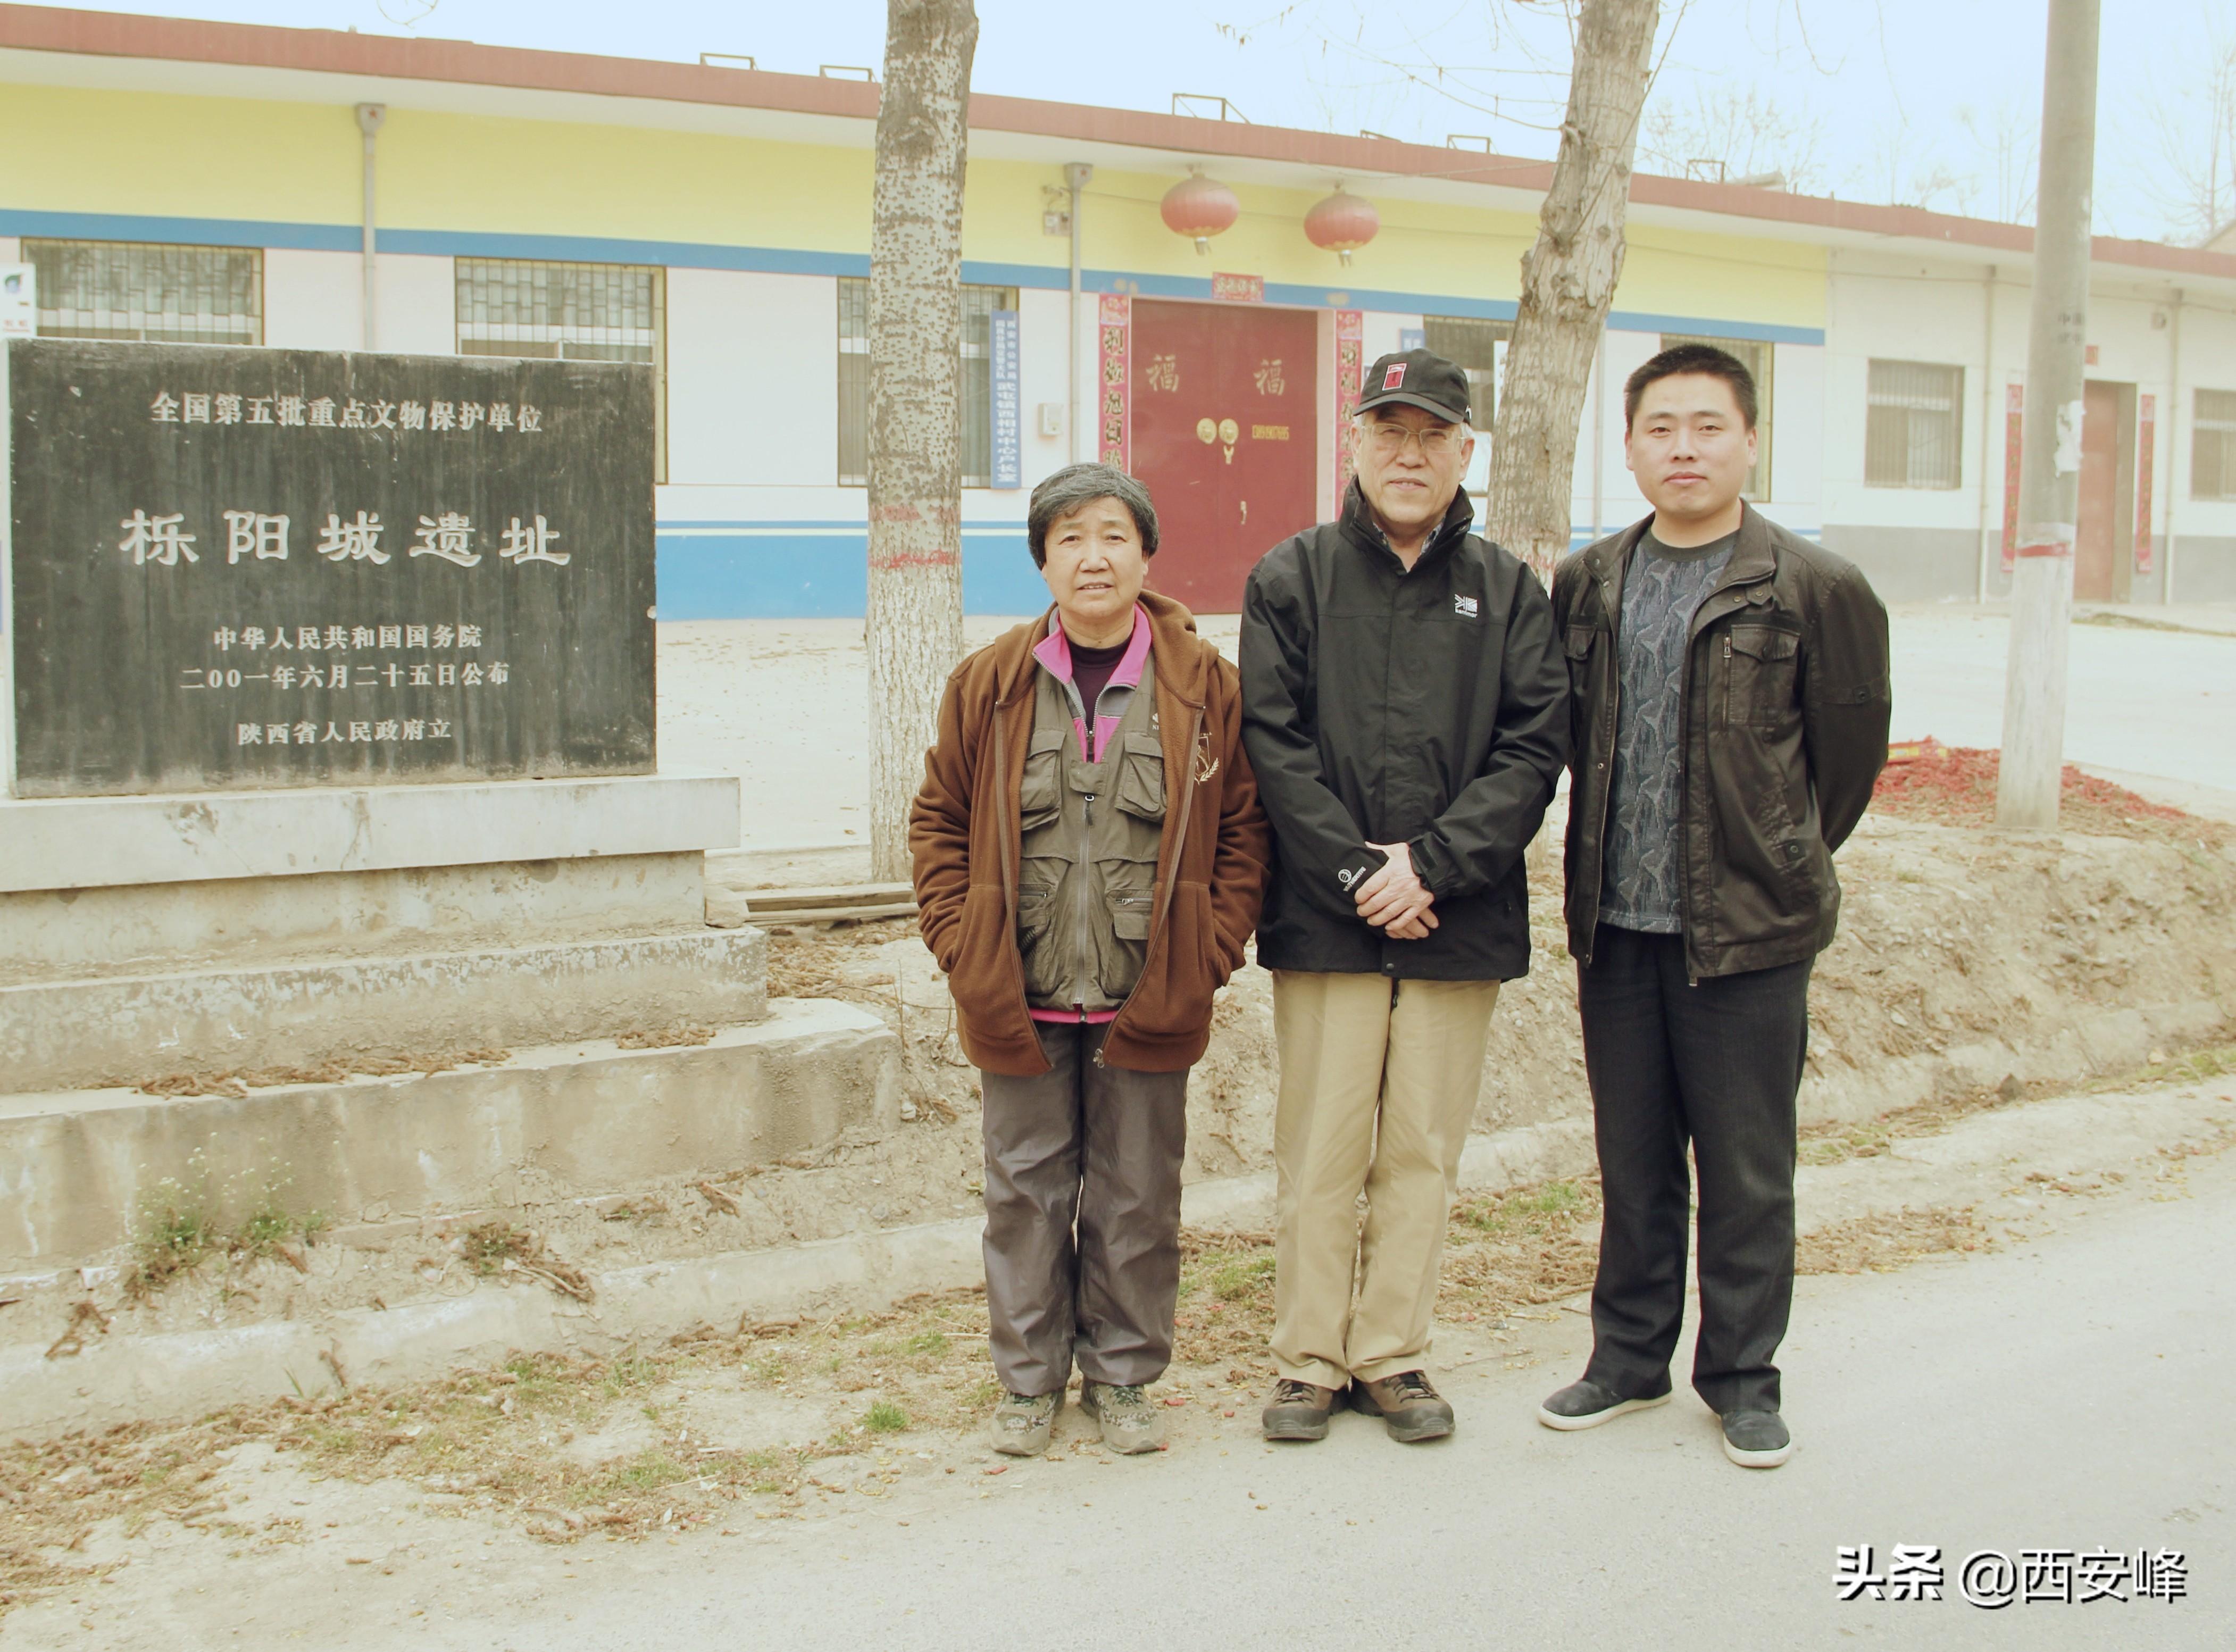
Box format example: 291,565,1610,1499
1106,889,1154,942
1020,728,1066,832
1014,886,1066,999
1112,732,1166,822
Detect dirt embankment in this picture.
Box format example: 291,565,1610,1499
11,773,2230,1361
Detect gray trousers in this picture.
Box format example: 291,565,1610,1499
978,1021,1189,1396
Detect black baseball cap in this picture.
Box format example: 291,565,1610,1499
1354,348,1471,424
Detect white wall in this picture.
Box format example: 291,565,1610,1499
663,268,836,493
1822,260,1990,532
263,248,363,352
1014,285,1070,503
2170,300,2236,544
1769,343,1825,531
372,252,455,357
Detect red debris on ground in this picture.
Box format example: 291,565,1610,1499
1872,739,2220,842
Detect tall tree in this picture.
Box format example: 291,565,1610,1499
867,0,979,881
1484,0,1661,583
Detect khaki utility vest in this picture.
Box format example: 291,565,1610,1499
1016,653,1167,1014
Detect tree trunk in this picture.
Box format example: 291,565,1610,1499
1485,0,1661,585
867,0,979,882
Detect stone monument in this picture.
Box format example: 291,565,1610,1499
0,339,895,1409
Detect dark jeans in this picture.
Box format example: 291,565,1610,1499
978,1021,1189,1396
1578,924,1812,1414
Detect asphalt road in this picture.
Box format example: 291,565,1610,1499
489,1154,2232,1651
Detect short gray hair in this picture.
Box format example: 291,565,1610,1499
1026,463,1160,568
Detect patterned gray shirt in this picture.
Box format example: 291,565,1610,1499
1599,528,1737,933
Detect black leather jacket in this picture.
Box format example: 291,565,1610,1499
1552,505,1891,979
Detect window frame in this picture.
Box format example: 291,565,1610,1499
23,238,263,346
454,256,667,483
2194,388,2236,502
837,277,1021,489
1421,315,1509,430
1657,332,1774,500
1864,358,1965,490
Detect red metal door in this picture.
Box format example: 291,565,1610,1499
2075,380,2123,602
1129,301,1319,613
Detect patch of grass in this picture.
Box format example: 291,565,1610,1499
862,1400,909,1433
124,1178,219,1299
601,1354,658,1396
1454,1178,1584,1236
904,1330,950,1356
592,1451,693,1498
1801,1121,1894,1166
2108,1041,2236,1092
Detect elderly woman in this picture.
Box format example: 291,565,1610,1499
911,462,1271,1456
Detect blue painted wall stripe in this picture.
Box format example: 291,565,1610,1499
655,521,1822,620
3,208,1828,346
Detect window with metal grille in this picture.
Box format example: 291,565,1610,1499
2195,388,2236,501
1658,332,1774,499
24,238,261,345
837,278,1020,488
1422,315,1509,428
456,258,665,482
1865,360,1964,489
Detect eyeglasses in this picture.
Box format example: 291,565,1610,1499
1361,421,1462,459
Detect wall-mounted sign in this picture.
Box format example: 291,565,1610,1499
989,308,1021,490
1211,272,1265,304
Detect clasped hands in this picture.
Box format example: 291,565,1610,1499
1355,840,1438,941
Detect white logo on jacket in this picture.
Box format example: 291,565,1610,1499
1454,594,1479,619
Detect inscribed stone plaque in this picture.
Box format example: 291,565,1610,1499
6,338,655,797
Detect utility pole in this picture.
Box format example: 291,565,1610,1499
1996,0,2100,829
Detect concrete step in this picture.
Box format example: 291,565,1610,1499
1,927,770,1092
0,996,898,1271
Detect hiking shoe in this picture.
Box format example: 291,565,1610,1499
1721,1408,1793,1469
988,1390,1059,1456
1080,1381,1165,1454
1260,1379,1341,1442
1350,1371,1454,1442
1537,1378,1674,1432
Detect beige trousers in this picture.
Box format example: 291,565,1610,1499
1269,970,1501,1388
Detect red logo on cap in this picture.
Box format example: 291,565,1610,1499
1383,364,1407,390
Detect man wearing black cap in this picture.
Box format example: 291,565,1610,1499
1240,348,1568,1443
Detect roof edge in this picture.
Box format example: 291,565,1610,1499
5,3,2234,285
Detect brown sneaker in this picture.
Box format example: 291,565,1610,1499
1260,1378,1341,1441
1350,1371,1454,1442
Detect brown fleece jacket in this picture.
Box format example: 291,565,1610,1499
909,590,1272,1076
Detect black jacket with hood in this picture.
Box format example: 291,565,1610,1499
1238,482,1570,982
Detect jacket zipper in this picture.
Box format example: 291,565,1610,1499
1100,703,1204,1067
1585,570,1620,970
1075,784,1096,1021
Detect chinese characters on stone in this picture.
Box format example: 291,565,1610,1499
121,512,572,570
149,390,545,433
179,621,514,744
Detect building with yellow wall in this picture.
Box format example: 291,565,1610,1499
5,3,2235,612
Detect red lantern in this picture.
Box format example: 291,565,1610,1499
1161,168,1240,255
1304,187,1379,266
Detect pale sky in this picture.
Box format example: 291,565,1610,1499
62,1,2236,244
